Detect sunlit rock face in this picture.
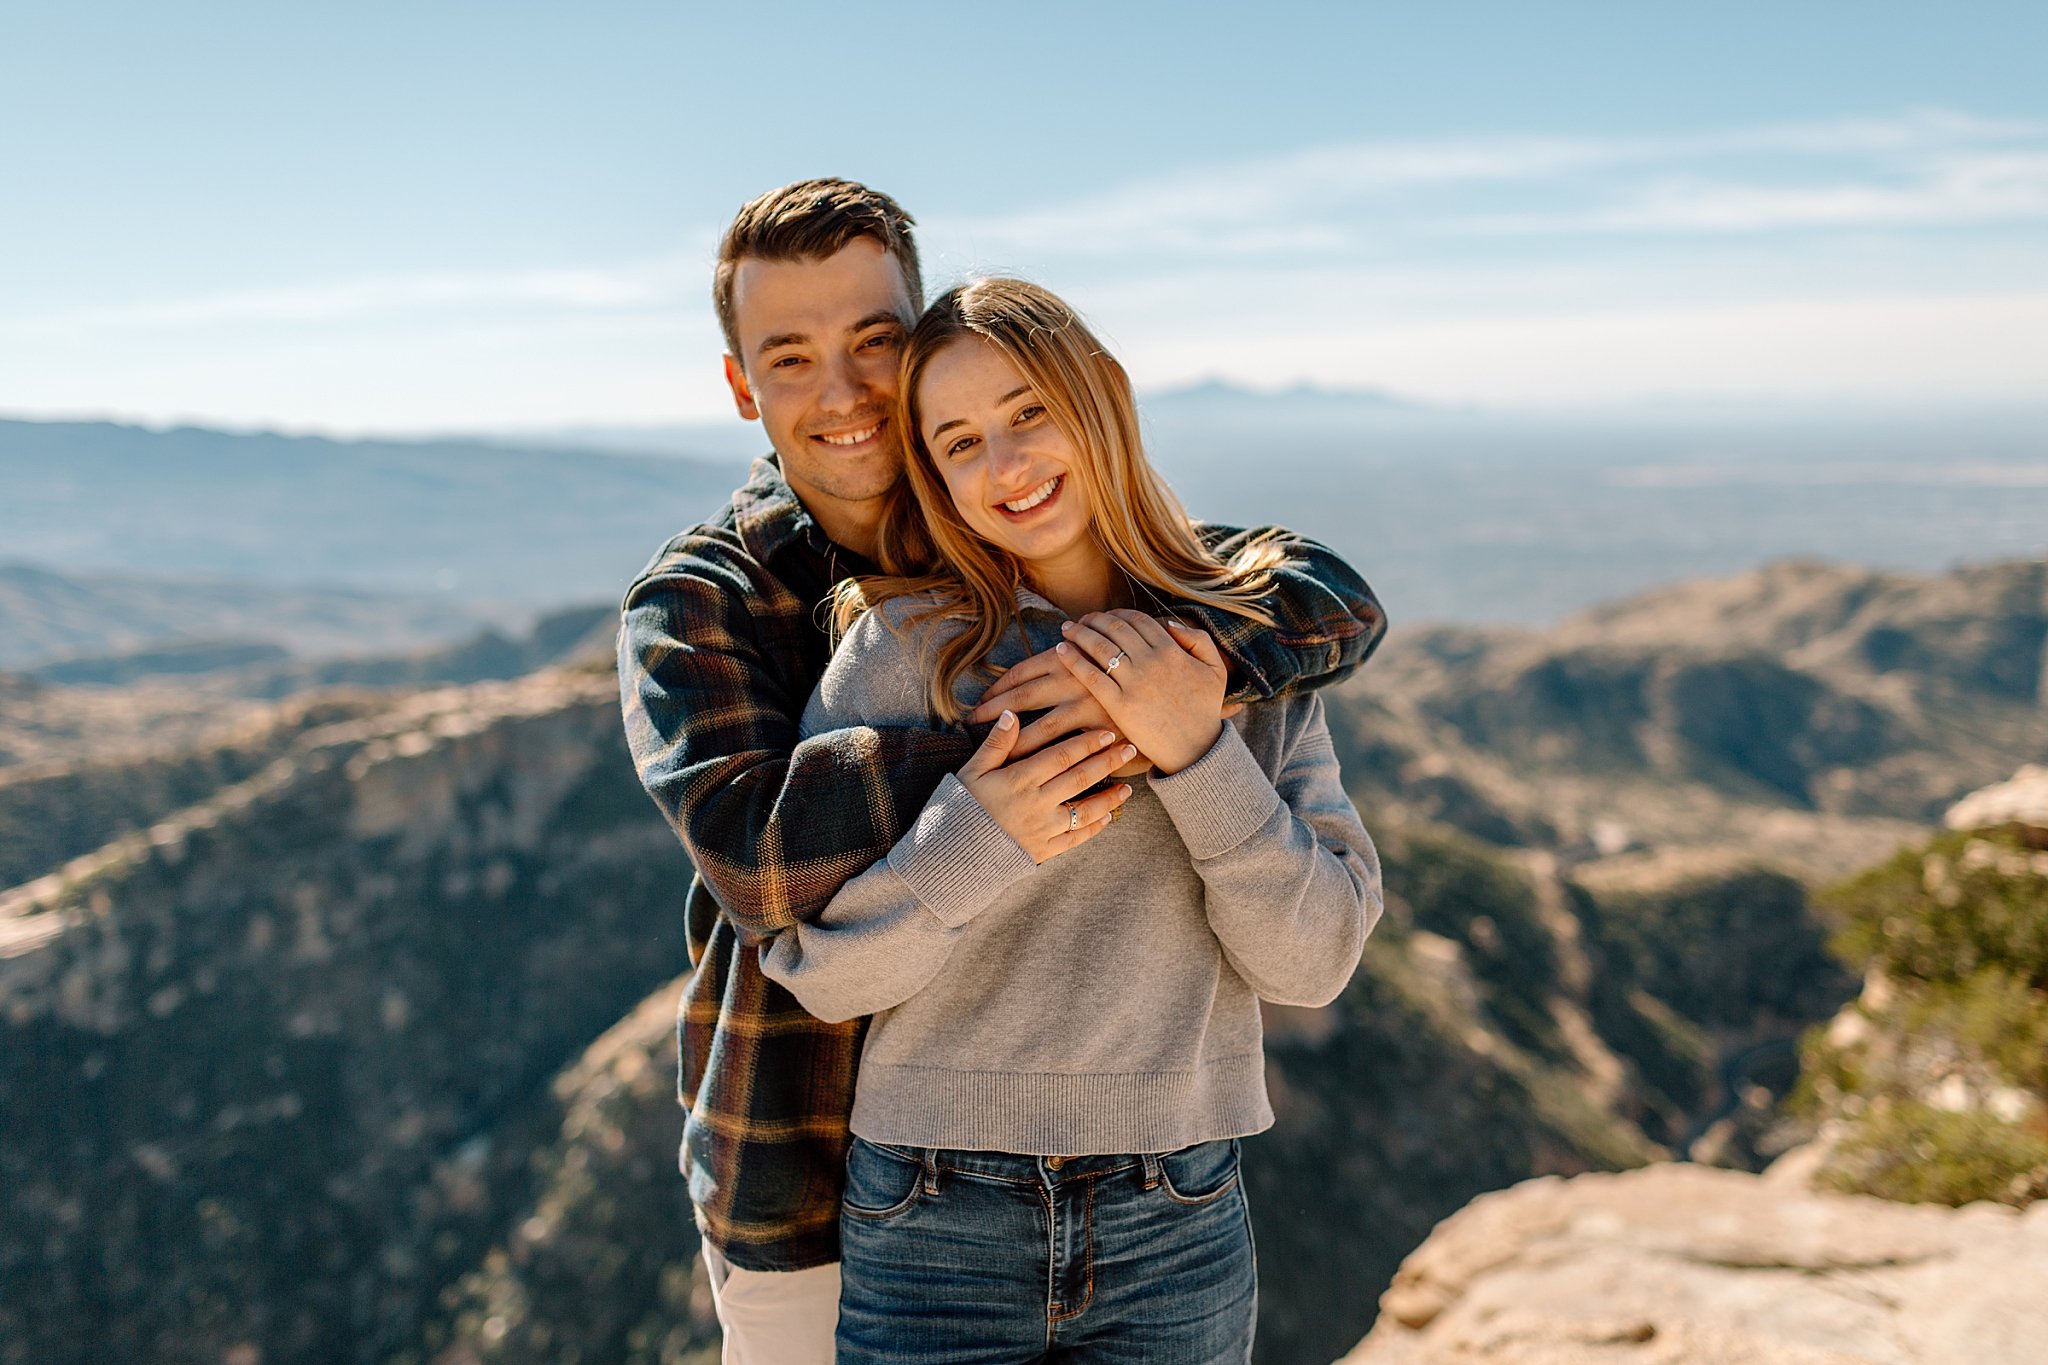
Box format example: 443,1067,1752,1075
1946,764,2048,833
0,668,696,1365
1338,1163,2048,1365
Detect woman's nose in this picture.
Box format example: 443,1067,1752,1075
987,431,1032,481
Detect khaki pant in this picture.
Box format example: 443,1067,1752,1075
700,1239,841,1365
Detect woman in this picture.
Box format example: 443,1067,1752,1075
760,278,1382,1364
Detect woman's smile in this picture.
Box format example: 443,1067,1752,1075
997,473,1064,519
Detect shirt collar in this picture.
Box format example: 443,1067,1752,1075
729,454,820,563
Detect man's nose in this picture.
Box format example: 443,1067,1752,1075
817,353,872,415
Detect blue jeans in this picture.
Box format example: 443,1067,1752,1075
835,1136,1257,1365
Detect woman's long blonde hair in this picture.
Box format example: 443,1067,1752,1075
836,277,1284,723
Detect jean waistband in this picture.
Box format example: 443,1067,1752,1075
857,1137,1231,1189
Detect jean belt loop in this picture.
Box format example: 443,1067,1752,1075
1140,1152,1162,1190
921,1147,941,1196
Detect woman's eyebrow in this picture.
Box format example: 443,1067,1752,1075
929,387,1033,442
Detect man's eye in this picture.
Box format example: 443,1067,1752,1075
770,355,804,369
861,332,901,350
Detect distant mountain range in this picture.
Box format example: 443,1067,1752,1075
0,418,746,611
6,406,2048,632
0,562,494,672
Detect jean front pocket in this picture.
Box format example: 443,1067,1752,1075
842,1137,926,1221
1157,1138,1242,1207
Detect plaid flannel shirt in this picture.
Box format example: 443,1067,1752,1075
618,454,1386,1270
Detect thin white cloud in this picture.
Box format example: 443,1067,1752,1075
932,108,2048,258
1,254,703,337
1461,150,2048,235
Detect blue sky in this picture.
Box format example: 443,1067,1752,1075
4,1,2045,431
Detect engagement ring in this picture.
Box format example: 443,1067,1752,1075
1106,650,1128,670
1067,804,1081,831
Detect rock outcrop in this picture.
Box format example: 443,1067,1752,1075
1338,1163,2048,1364
1946,763,2048,832
0,668,696,1365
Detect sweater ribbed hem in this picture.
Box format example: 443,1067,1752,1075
1149,723,1283,860
848,1053,1274,1155
887,773,1037,929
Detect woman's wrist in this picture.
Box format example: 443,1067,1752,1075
1146,718,1225,776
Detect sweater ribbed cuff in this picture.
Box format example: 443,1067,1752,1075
1149,723,1283,860
887,773,1038,929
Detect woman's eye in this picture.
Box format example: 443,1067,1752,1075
1015,403,1045,423
945,435,978,458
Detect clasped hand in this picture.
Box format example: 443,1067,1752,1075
956,610,1231,861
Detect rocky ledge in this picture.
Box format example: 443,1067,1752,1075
1338,1162,2048,1364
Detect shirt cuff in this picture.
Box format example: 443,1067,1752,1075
886,773,1038,929
1149,723,1283,860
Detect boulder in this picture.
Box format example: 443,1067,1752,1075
1337,1162,2048,1364
1946,764,2048,833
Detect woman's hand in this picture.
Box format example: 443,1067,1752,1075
1054,611,1229,775
958,711,1136,863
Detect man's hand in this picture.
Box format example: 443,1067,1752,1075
973,647,1122,762
1054,611,1230,775
958,711,1135,864
975,624,1241,766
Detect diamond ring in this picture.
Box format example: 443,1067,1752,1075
1106,650,1128,670
1067,804,1081,832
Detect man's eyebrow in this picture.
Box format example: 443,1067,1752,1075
850,309,906,334
754,331,807,356
927,387,1033,442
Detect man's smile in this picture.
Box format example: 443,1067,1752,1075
812,420,886,448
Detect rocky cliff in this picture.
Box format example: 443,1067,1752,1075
0,667,702,1364
1336,1163,2048,1364
5,555,2043,1364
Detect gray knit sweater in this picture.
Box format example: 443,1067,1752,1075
760,589,1381,1156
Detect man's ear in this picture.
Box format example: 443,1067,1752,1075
723,354,760,421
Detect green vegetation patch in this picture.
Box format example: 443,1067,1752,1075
1815,1101,2048,1207
1800,823,2048,1209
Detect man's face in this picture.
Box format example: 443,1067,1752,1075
723,237,917,515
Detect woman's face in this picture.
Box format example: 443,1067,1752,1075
916,336,1095,573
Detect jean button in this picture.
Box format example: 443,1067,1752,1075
1046,1155,1065,1170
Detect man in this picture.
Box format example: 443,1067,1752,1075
618,178,1385,1363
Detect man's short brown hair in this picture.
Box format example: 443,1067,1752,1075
713,178,923,363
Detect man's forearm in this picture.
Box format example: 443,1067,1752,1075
1190,525,1386,700
629,720,973,940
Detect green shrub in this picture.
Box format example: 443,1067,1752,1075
1815,1101,2048,1207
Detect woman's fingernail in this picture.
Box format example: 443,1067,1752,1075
1098,731,1117,747
1117,785,1132,799
1056,642,1071,656
1121,744,1137,761
998,710,1016,729
1060,621,1074,633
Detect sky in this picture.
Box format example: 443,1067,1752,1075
3,0,2046,433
